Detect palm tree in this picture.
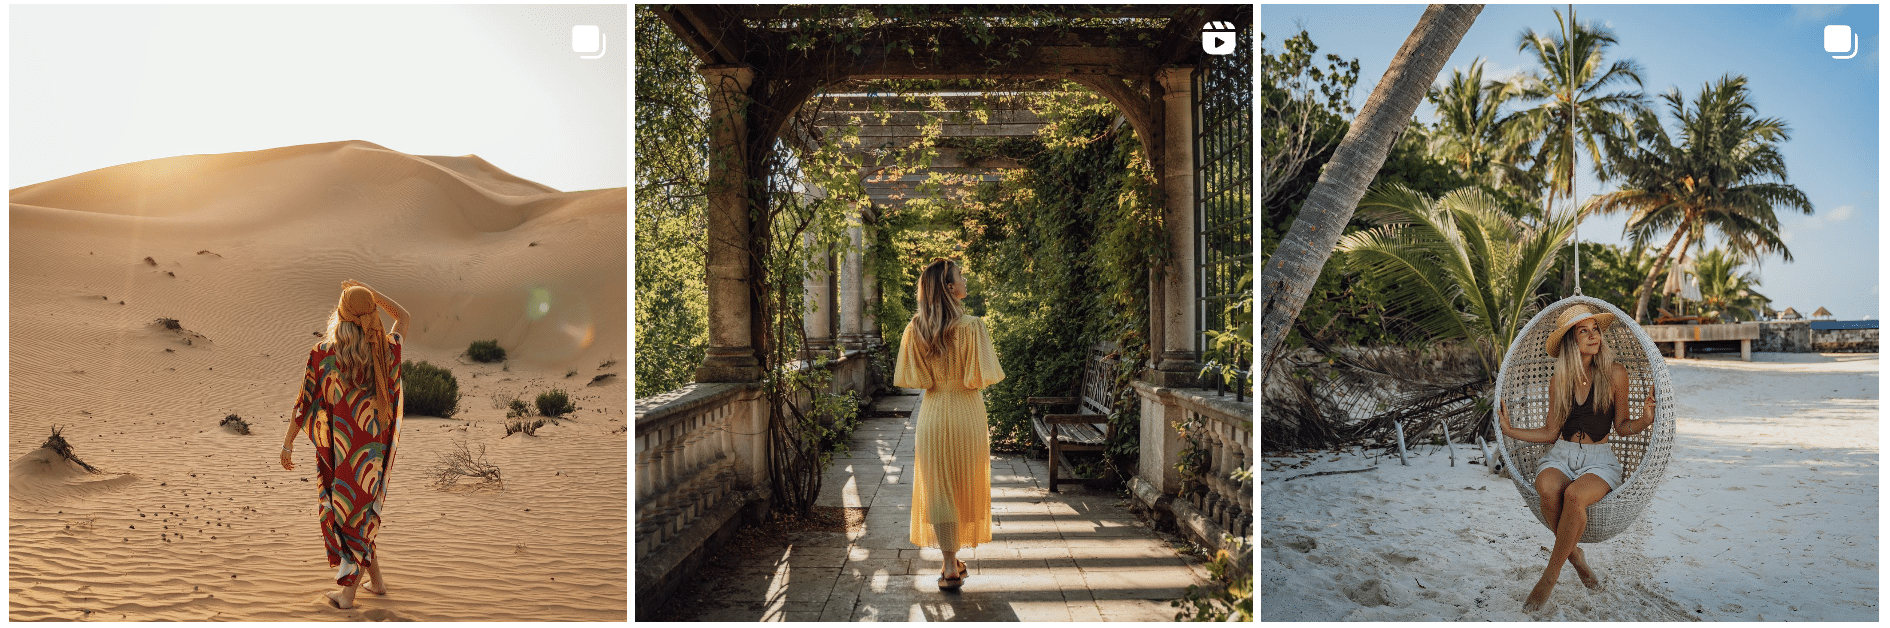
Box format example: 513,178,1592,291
1507,7,1646,222
1589,74,1813,323
1260,4,1483,381
1425,58,1533,195
1689,247,1768,323
1337,184,1577,374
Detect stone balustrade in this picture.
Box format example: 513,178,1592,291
1178,389,1253,541
1131,381,1254,556
634,346,881,618
635,383,747,563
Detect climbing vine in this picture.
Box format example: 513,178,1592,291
638,5,1185,512
957,91,1168,482
633,6,711,398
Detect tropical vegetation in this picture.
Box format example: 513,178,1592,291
1261,7,1815,451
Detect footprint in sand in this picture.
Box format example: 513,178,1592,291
361,608,407,622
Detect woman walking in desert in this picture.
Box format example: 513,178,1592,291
895,258,1005,590
280,280,409,609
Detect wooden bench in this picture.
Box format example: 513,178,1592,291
1025,345,1118,493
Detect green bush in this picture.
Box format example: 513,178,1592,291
467,339,506,363
536,389,575,416
402,360,462,418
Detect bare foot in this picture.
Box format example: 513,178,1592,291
1568,548,1601,590
324,589,355,609
1523,573,1556,612
362,580,387,596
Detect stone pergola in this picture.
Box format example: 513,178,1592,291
793,92,1038,357
637,5,1252,614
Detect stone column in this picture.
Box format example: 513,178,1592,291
802,229,833,353
859,209,880,347
695,64,762,383
838,203,865,351
1154,66,1199,385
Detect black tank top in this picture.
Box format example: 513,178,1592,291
1560,389,1611,442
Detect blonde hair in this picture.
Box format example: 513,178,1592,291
911,258,964,359
323,311,381,391
1547,322,1615,430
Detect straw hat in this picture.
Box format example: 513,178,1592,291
1544,304,1618,358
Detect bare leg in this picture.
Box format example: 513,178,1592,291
1534,469,1598,589
1525,475,1611,611
363,562,387,595
934,523,964,581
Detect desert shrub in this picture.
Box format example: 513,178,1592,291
220,414,252,435
402,360,462,418
507,398,532,418
504,418,545,437
430,439,501,489
467,339,506,363
536,389,575,416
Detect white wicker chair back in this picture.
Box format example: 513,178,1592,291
1494,296,1677,543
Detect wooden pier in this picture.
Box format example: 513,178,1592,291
1644,322,1762,361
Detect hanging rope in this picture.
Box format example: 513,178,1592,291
1568,3,1582,297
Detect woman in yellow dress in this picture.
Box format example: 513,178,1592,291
895,258,1005,591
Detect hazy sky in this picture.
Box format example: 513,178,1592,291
1263,4,1879,320
11,4,627,192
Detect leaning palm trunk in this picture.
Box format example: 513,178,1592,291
1260,4,1483,381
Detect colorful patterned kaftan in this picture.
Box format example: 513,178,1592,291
291,332,403,587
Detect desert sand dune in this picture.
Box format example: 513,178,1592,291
9,140,627,621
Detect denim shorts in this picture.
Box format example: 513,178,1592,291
1537,440,1623,490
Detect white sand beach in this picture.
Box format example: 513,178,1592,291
1261,352,1877,621
9,140,627,620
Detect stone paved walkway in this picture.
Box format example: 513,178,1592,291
666,389,1207,621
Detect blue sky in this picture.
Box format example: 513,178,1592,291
1263,4,1879,320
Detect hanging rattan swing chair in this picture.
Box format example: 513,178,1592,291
1492,296,1678,542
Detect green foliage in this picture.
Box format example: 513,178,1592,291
958,98,1163,476
1594,74,1810,321
634,5,711,398
1199,271,1253,394
1170,534,1253,621
1541,241,1655,315
402,360,462,419
535,388,575,417
1264,30,1523,351
466,339,505,363
1337,185,1577,373
1510,8,1647,210
1690,247,1768,322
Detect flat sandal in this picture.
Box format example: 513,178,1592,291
936,559,968,590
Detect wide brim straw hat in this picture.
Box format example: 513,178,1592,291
1544,304,1618,358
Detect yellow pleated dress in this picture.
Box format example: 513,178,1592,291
896,315,1006,552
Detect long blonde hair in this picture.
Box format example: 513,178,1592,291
1548,326,1615,429
323,311,381,390
911,258,964,358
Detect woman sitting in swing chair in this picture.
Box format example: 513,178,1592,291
1497,304,1658,612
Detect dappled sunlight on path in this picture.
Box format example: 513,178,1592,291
661,388,1208,621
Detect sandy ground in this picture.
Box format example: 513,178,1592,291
1261,352,1877,621
9,140,627,620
